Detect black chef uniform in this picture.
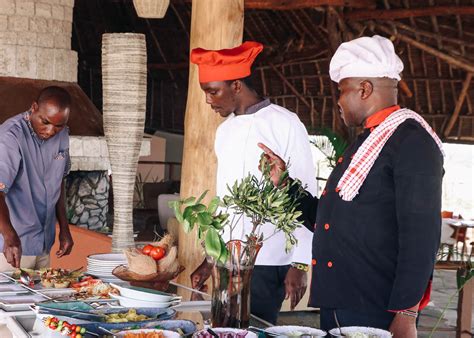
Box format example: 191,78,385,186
297,105,444,330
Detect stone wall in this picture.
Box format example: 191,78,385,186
66,171,109,230
0,0,77,81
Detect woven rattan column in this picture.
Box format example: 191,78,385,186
102,33,147,251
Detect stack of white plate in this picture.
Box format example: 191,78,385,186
86,253,127,280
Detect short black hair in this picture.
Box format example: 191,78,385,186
225,74,255,90
36,86,72,111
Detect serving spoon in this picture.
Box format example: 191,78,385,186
19,269,33,285
333,310,347,337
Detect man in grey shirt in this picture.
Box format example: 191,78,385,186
0,86,74,271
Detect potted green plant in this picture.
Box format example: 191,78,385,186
169,160,306,328
310,127,348,169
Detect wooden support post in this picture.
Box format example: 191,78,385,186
444,72,473,138
456,269,473,338
177,0,244,296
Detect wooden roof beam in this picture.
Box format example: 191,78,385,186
177,0,376,9
345,5,474,21
244,0,375,9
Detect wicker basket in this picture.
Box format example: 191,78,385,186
133,0,170,19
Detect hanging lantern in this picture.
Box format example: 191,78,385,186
133,0,170,19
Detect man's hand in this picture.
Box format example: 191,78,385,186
257,143,287,187
3,230,21,268
0,192,21,267
284,266,308,310
190,259,213,289
190,260,212,301
56,228,74,257
389,313,417,338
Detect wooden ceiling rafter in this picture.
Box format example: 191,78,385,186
288,9,320,46
342,14,473,141
298,9,326,44
386,21,474,48
258,11,281,45
376,25,474,74
454,0,465,57
145,19,178,87
345,5,474,21
169,2,190,40
71,0,474,141
403,0,433,114
270,10,302,48
444,73,473,138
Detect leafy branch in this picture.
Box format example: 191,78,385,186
169,160,306,264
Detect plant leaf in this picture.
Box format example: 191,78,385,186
208,197,220,214
196,190,208,204
197,212,212,225
183,197,196,206
205,228,221,260
193,204,207,213
182,218,191,233
183,206,193,220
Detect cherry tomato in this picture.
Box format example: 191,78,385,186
142,244,154,255
70,333,77,338
149,246,166,260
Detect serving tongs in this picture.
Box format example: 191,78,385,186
247,326,279,337
31,304,108,322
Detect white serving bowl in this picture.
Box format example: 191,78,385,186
329,326,392,337
266,325,327,337
108,292,180,308
110,283,181,303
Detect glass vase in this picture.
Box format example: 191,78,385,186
210,239,262,328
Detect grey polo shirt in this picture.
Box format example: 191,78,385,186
0,112,70,256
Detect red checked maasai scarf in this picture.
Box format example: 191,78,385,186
337,108,445,202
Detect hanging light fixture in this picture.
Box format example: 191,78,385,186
133,0,170,19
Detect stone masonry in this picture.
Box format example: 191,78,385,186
66,171,109,230
0,0,77,81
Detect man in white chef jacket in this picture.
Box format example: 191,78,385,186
189,41,317,324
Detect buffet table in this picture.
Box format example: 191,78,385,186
0,302,278,337
0,303,213,338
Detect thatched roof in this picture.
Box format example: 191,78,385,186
73,0,474,142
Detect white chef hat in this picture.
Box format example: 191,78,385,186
329,35,404,83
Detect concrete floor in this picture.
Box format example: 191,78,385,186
277,270,473,337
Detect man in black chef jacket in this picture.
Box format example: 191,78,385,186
259,35,444,338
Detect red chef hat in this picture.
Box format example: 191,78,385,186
190,41,263,83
